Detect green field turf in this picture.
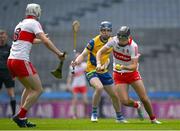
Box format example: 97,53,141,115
0,118,179,130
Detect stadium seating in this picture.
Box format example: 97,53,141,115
0,0,180,95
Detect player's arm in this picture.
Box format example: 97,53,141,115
103,58,110,69
99,58,110,71
36,32,64,60
96,46,110,71
33,34,49,44
71,48,88,67
33,38,42,44
120,45,139,71
120,58,138,71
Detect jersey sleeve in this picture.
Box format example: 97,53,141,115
130,44,139,59
31,21,44,35
105,39,115,48
105,37,117,48
86,40,94,51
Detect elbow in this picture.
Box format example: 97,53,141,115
131,65,137,71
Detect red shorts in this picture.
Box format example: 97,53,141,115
113,71,142,85
73,86,87,94
7,59,37,78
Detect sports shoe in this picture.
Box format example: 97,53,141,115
12,115,36,128
26,121,36,128
116,114,129,123
116,119,129,123
151,119,162,124
91,113,98,122
12,115,27,127
137,101,144,121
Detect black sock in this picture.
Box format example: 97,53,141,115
10,97,16,115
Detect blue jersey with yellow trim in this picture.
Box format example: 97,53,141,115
85,35,112,73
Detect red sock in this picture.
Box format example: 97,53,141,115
150,115,156,120
18,107,27,118
133,101,138,108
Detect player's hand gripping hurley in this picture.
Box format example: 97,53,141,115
51,52,66,79
72,20,80,74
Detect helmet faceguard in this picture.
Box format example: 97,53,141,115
117,26,130,40
99,21,112,41
25,3,41,20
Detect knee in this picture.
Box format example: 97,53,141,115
37,87,43,95
95,86,103,93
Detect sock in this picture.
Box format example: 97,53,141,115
133,101,139,108
116,112,124,120
92,107,97,116
99,96,105,117
150,115,156,120
18,107,27,118
10,97,16,116
72,105,77,117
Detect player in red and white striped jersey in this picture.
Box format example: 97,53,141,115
7,3,66,127
66,52,88,119
96,26,161,124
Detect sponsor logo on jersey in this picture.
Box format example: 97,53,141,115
113,50,131,61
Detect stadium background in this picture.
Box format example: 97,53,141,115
0,0,180,118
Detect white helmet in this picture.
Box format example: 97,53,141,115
25,3,41,19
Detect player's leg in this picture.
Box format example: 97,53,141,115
99,92,106,118
4,77,16,116
115,84,133,106
18,74,43,111
82,91,88,118
131,80,161,124
0,70,4,90
89,77,104,122
72,90,78,119
104,85,121,112
21,88,31,107
113,71,138,107
104,85,128,123
98,72,127,123
7,88,16,116
115,83,144,120
113,71,144,120
13,74,43,127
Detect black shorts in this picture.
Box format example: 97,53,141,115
0,69,15,89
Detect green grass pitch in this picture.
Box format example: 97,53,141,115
0,118,180,130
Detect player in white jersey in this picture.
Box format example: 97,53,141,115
66,52,88,119
96,26,161,124
7,3,66,128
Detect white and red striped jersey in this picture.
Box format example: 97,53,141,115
8,18,44,61
69,62,87,88
105,36,140,73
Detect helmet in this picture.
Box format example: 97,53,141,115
25,3,41,19
117,26,130,39
100,21,112,31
